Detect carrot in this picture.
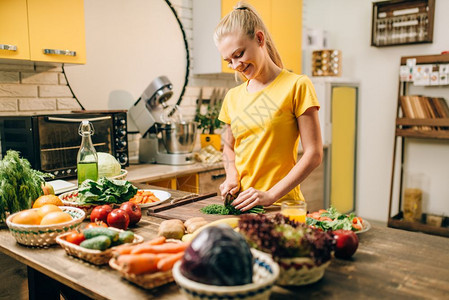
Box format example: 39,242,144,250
113,244,135,256
157,251,184,272
144,236,166,245
130,242,188,254
116,253,158,275
318,209,328,214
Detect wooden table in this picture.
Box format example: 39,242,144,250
1,186,449,299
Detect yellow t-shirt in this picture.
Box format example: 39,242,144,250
218,69,320,203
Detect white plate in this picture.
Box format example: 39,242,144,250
356,220,371,234
133,189,171,209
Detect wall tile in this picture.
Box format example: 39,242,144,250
0,98,18,111
0,84,37,97
18,98,56,111
0,72,20,83
58,73,67,85
0,62,34,72
57,98,82,110
39,85,72,97
21,72,58,84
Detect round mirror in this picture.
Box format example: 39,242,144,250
64,0,188,127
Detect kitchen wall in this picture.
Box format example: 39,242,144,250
0,0,237,161
304,0,449,222
0,0,236,117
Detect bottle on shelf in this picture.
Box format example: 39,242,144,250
77,120,98,186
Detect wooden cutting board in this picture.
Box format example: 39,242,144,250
146,195,281,222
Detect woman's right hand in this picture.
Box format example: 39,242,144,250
219,177,240,199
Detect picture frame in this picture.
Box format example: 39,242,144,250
371,0,435,47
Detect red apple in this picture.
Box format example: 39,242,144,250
90,204,113,224
107,208,130,230
333,229,359,259
120,201,142,226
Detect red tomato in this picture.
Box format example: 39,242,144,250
107,209,130,230
85,221,108,229
65,230,85,245
90,204,113,223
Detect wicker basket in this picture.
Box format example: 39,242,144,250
6,207,85,247
109,258,175,289
172,249,280,300
59,190,97,216
56,228,144,265
276,257,331,286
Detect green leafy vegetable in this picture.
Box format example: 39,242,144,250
306,206,357,231
238,214,335,265
200,204,265,215
0,150,52,222
78,177,138,205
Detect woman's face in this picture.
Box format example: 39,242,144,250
216,31,264,80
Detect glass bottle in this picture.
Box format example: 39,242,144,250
77,120,98,186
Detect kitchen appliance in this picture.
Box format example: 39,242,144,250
129,76,197,165
0,111,128,179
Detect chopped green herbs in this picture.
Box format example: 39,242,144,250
201,204,265,215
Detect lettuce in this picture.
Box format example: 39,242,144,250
78,177,137,204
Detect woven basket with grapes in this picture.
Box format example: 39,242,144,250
238,213,335,286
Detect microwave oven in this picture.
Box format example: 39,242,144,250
0,111,129,179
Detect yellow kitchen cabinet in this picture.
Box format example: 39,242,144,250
0,0,29,60
193,0,302,74
0,0,86,64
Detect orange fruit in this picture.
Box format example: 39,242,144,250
32,195,63,208
12,210,42,225
37,204,62,218
40,211,72,225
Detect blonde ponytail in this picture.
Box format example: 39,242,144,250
214,2,283,69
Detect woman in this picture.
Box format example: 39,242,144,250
215,2,323,212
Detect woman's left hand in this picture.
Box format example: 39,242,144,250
232,187,275,212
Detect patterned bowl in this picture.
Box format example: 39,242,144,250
59,191,97,216
172,249,280,300
276,257,331,286
6,206,85,247
108,169,128,181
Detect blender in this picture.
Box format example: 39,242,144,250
128,76,197,165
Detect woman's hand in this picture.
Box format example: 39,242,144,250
219,177,240,199
232,187,276,211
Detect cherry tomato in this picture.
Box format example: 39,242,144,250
65,230,85,245
352,223,362,231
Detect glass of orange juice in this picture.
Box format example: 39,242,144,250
281,201,307,223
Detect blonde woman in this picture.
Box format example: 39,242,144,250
216,2,323,212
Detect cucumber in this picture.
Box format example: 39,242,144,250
80,235,111,251
83,227,119,242
118,231,135,244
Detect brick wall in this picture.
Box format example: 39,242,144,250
0,62,82,115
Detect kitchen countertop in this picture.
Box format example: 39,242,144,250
1,184,449,299
125,161,224,183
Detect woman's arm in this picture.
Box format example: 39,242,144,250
219,125,240,198
233,107,323,211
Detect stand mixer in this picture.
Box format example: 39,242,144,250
128,76,197,165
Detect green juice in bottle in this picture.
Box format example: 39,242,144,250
77,120,98,186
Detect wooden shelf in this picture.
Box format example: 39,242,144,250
400,53,449,65
389,53,449,238
395,118,449,139
389,213,449,238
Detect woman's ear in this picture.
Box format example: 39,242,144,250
255,31,265,47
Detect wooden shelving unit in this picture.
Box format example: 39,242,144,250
389,53,449,237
